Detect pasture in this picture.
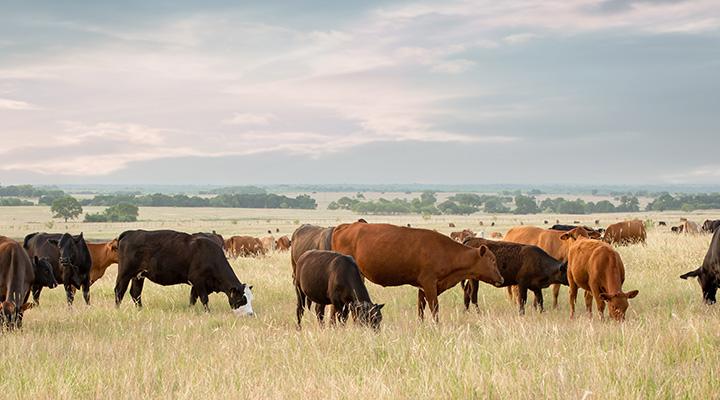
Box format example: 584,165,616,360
1,206,719,399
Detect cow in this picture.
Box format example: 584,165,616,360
504,226,601,308
115,230,254,315
331,222,503,322
224,236,266,258
490,232,503,239
0,236,58,328
294,250,383,330
192,231,225,248
678,220,701,234
450,229,475,242
603,220,647,245
87,239,119,285
658,221,667,226
275,235,291,251
573,220,581,224
550,224,603,236
595,219,600,226
703,219,720,234
491,222,495,227
680,228,720,304
290,224,335,277
24,232,91,305
260,236,276,252
561,228,639,321
449,223,456,228
671,225,683,233
461,237,568,315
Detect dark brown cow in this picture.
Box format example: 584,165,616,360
224,236,265,257
87,239,119,285
561,228,639,321
295,250,383,330
449,222,456,228
603,220,647,245
703,219,720,234
275,235,291,251
290,224,334,277
331,222,503,322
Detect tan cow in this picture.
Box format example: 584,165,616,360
260,236,276,252
560,228,639,321
275,235,291,251
450,229,475,242
603,220,646,245
224,236,266,258
87,239,119,285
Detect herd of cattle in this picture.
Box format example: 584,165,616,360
0,217,719,330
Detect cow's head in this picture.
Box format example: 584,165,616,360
554,261,569,286
560,227,590,241
33,256,57,289
50,233,86,289
107,239,120,262
229,284,254,317
599,290,639,321
680,267,717,305
473,245,503,287
352,302,384,331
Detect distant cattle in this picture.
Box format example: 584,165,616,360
115,230,254,315
450,229,475,242
573,220,581,224
603,220,647,245
87,239,119,285
294,250,383,330
550,224,602,234
260,236,276,252
671,225,683,233
490,232,503,239
225,236,265,257
331,222,503,322
681,228,720,304
504,226,601,308
703,219,720,234
462,237,567,315
491,222,495,227
276,228,280,233
658,221,667,226
449,223,456,228
561,228,638,321
681,220,702,235
595,220,600,226
275,236,291,251
0,236,57,328
543,220,549,225
291,224,335,277
479,221,484,226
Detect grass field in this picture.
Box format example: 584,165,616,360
1,206,718,399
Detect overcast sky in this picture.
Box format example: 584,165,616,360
0,0,718,185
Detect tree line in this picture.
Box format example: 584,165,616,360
80,193,317,209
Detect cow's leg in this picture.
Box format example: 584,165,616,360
338,303,350,325
506,286,515,302
417,289,427,321
517,285,528,316
189,287,198,307
31,285,42,306
295,288,304,328
532,288,544,313
81,279,90,305
552,284,561,309
196,287,210,312
462,281,471,311
64,284,75,306
470,280,479,311
591,286,605,319
568,279,578,319
423,285,440,323
315,303,326,326
114,276,132,308
584,290,594,316
129,277,145,308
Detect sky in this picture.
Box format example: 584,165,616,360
0,0,718,185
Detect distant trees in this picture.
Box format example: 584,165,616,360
51,196,83,222
79,192,317,210
85,203,139,222
0,198,33,206
645,192,720,212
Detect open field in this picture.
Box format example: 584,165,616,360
1,207,719,399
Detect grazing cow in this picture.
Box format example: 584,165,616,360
543,220,549,225
491,222,495,227
504,226,601,308
260,236,276,252
479,221,484,226
603,220,647,245
87,239,119,285
115,230,254,315
703,219,720,234
295,250,383,330
561,228,639,321
291,224,335,277
192,231,224,248
462,237,568,315
331,222,503,322
406,224,411,227
276,228,280,233
595,219,600,226
680,220,702,234
225,236,265,258
680,228,720,304
671,225,683,233
658,221,667,226
449,223,456,228
490,232,503,239
450,229,475,242
52,233,92,305
573,220,581,224
275,236,291,251
0,236,57,328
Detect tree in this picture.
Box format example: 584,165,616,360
51,196,83,222
513,195,540,214
419,191,437,206
484,198,510,213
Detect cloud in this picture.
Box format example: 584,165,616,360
503,33,539,45
0,98,38,110
222,113,276,126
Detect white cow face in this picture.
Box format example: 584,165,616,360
230,285,255,317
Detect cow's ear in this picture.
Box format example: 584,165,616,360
599,292,613,302
478,245,488,257
77,232,84,240
625,290,639,299
680,268,701,279
560,233,571,241
248,285,254,291
48,239,59,246
375,303,385,310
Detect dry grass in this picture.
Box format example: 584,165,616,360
0,207,718,399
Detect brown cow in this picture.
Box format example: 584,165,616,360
260,236,276,252
331,222,503,322
290,224,334,277
560,228,639,321
504,226,602,308
275,235,291,251
0,237,43,328
449,223,456,228
87,239,119,285
450,229,475,242
490,232,503,239
224,236,266,258
603,220,647,245
681,220,701,234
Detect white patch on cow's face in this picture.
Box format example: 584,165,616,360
233,286,254,317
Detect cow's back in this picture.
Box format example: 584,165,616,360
291,225,334,272
505,226,568,261
0,237,33,305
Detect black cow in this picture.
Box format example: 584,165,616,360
52,233,92,305
550,224,604,235
680,228,720,304
23,232,88,305
115,230,254,315
192,231,225,248
702,219,720,234
658,221,667,226
294,250,383,330
461,237,568,315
